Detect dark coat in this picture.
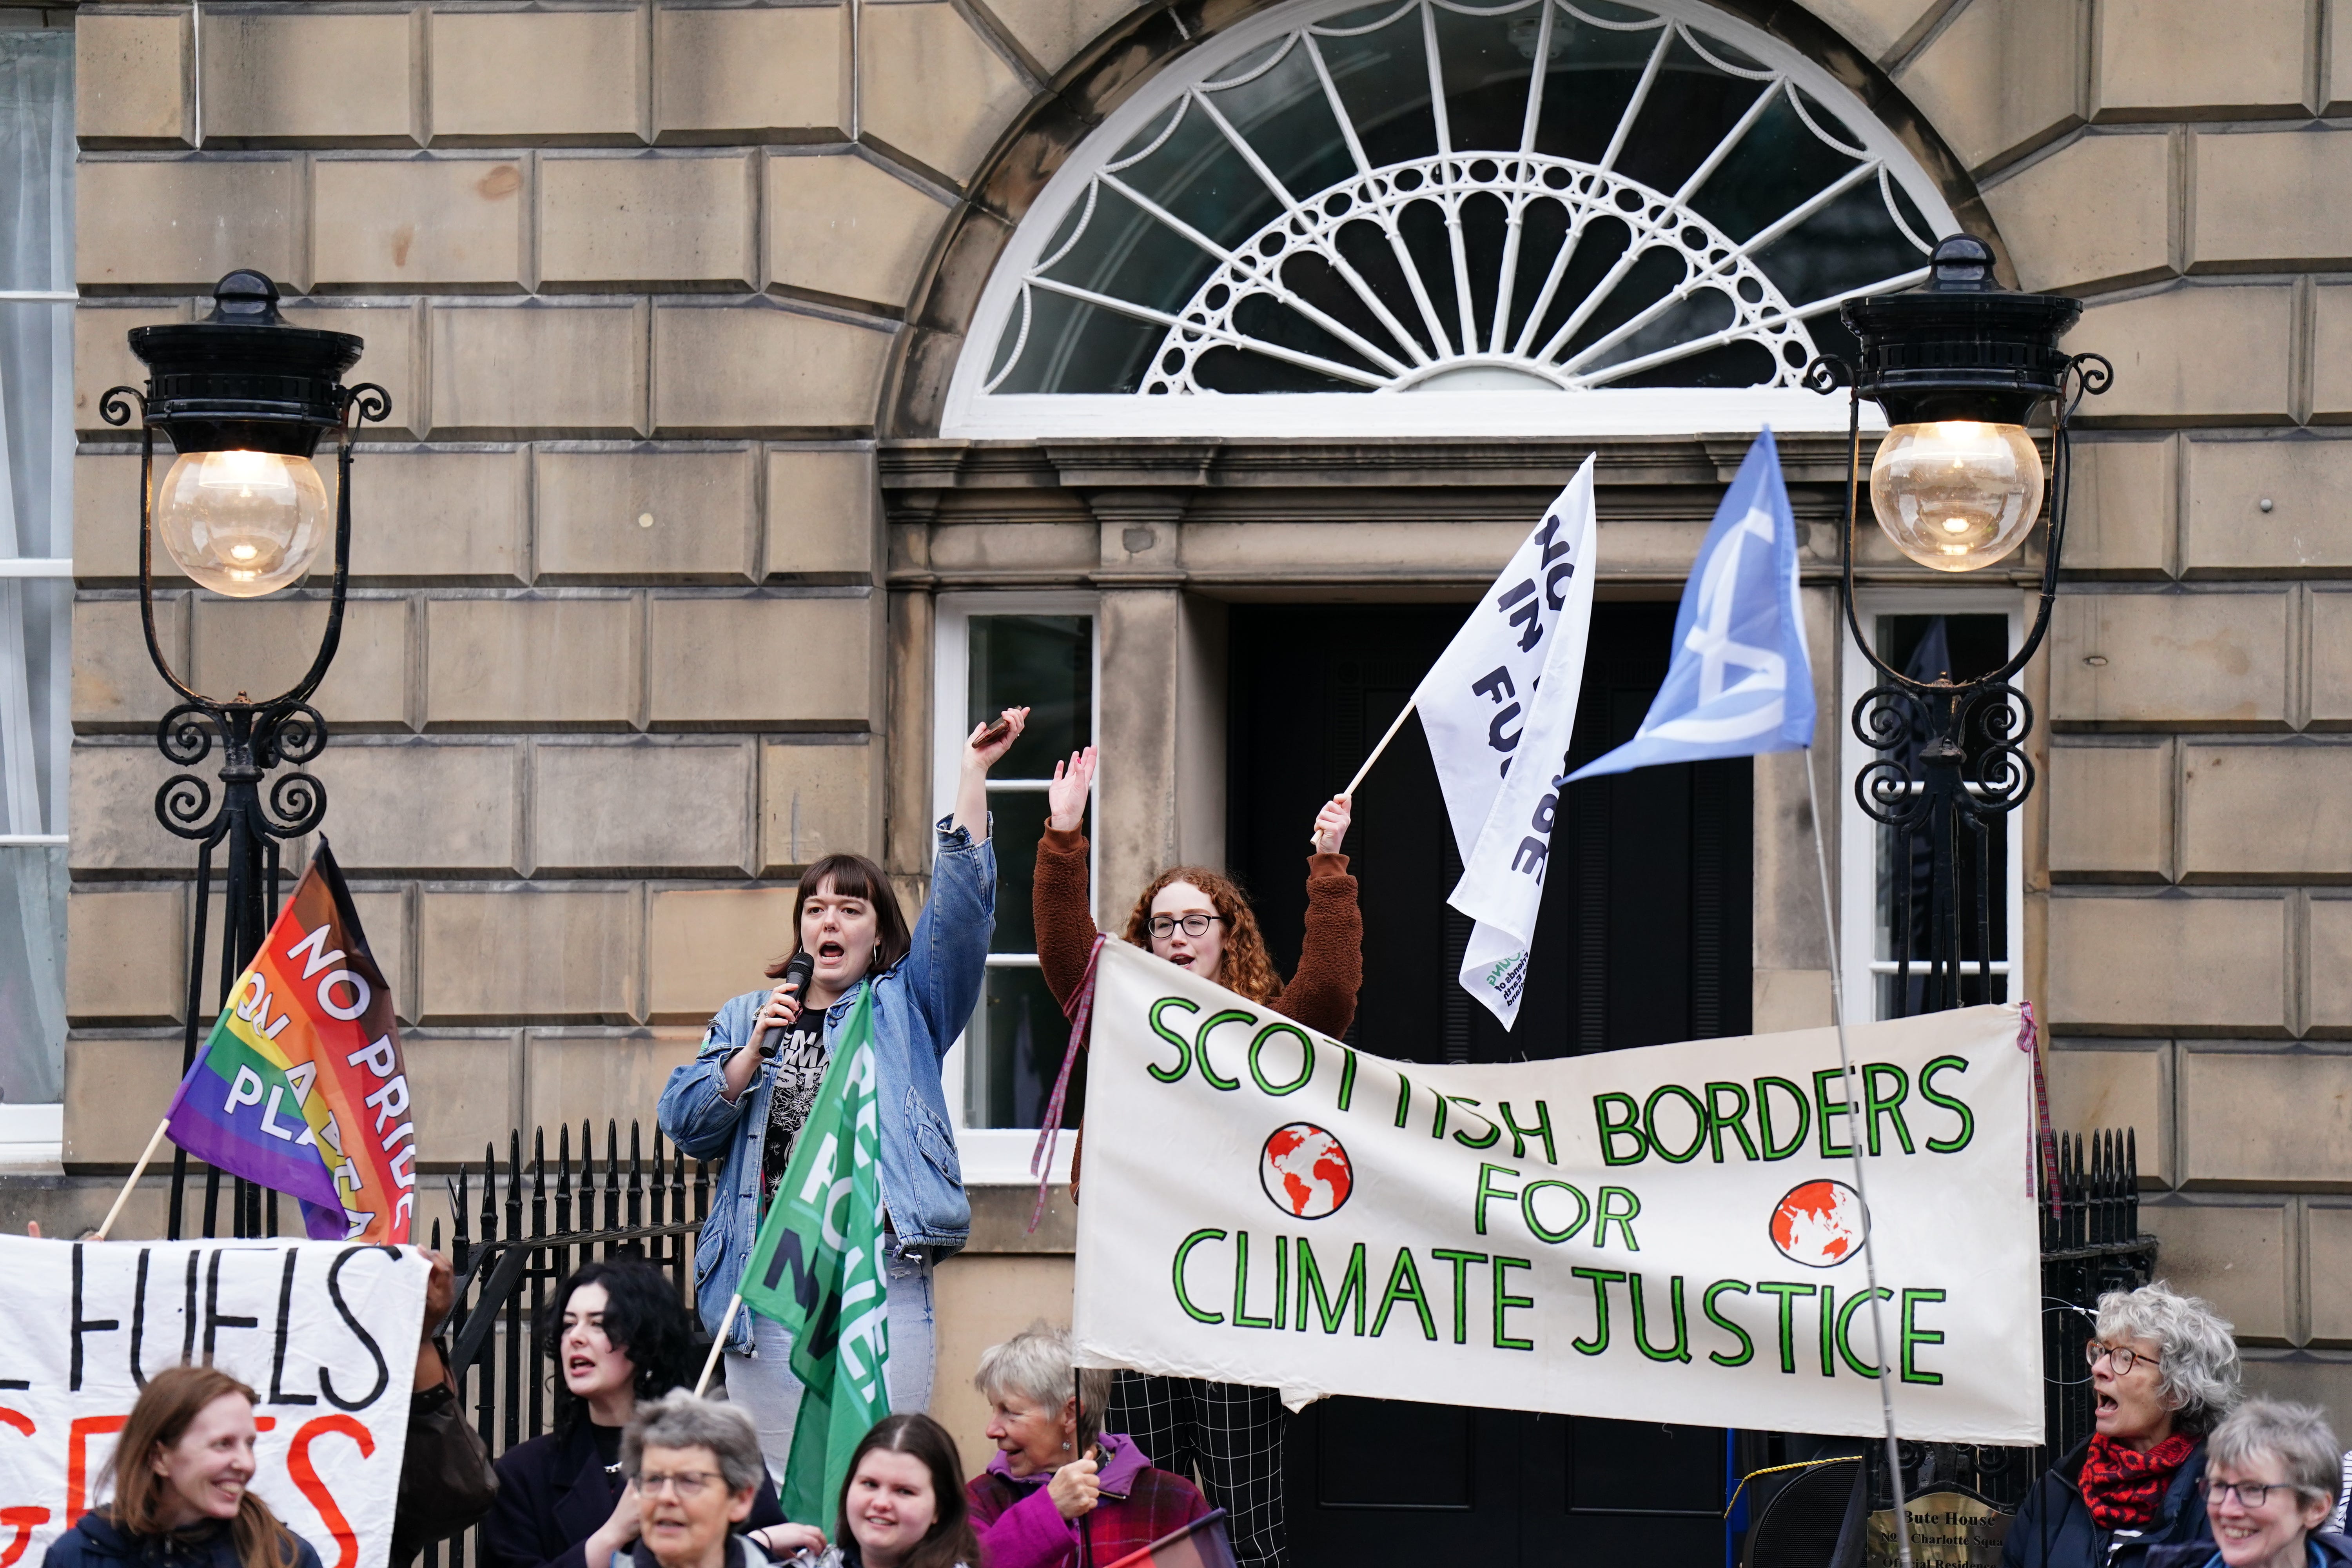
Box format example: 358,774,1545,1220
480,1421,788,1568
42,1512,325,1568
2002,1437,2213,1568
2145,1528,2352,1568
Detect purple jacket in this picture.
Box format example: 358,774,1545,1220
966,1434,1211,1568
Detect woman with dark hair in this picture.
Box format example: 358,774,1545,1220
42,1365,322,1568
1031,746,1361,1568
481,1259,798,1568
791,1414,979,1568
660,711,1024,1480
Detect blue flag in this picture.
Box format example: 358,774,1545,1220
1565,428,1813,782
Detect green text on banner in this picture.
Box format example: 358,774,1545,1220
1070,941,2040,1445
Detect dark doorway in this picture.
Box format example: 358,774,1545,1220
1226,601,1753,1567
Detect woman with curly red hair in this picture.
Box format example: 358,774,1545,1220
1030,744,1361,1568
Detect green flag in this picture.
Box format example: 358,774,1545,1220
736,980,891,1523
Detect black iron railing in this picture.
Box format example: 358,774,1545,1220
2039,1129,2158,1461
1867,1127,2158,1512
421,1120,714,1568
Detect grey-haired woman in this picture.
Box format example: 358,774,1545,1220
2004,1281,2244,1568
617,1394,825,1568
2149,1399,2352,1568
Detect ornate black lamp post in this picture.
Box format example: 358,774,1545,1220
100,269,388,1240
1808,234,2110,1019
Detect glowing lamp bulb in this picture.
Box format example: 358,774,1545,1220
153,448,330,597
1867,420,2045,573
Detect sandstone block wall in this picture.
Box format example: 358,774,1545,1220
1869,0,2352,1411
64,0,1011,1183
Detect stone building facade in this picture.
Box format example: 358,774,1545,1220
15,0,2352,1500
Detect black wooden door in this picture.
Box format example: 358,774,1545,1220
1226,602,1752,1567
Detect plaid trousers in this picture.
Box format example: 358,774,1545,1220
1106,1372,1289,1568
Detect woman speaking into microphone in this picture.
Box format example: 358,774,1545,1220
659,707,1027,1481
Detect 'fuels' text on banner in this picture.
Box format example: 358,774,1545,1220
0,1237,428,1568
1070,942,2041,1444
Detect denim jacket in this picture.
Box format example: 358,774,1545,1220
657,817,995,1352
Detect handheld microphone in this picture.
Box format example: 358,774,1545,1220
757,949,817,1059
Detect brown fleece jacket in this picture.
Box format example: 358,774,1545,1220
1031,826,1364,1036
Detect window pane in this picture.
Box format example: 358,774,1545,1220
968,615,1091,777
986,788,1087,956
975,0,1947,401
1869,614,2011,1018
0,844,63,1102
0,28,71,1109
967,965,1081,1130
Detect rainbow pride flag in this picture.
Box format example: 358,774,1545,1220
164,841,414,1242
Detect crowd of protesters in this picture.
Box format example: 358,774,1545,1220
43,710,2352,1568
51,1272,2352,1568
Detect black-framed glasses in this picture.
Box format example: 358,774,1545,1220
1147,913,1223,940
2201,1479,2298,1509
2085,1341,2161,1376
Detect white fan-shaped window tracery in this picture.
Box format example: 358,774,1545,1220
946,0,1959,436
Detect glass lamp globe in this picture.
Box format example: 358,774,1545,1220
1867,420,2045,573
154,448,330,597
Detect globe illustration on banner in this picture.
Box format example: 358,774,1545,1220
1770,1179,1869,1267
1260,1123,1352,1220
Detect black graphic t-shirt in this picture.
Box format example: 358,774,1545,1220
759,1020,830,1210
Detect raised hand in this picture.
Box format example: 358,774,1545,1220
1312,793,1352,854
1047,746,1097,832
969,706,1030,773
955,707,1029,847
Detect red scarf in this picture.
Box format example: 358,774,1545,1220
2079,1432,2197,1530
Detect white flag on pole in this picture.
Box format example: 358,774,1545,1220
1411,456,1600,1028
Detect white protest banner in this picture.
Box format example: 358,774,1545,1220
1072,942,2041,1445
1411,457,1598,1028
0,1238,427,1568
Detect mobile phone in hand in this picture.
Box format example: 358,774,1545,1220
976,716,1013,748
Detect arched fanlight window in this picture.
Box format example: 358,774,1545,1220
943,0,1959,437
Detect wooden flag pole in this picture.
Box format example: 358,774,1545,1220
1309,699,1416,847
694,1294,744,1397
94,1118,173,1242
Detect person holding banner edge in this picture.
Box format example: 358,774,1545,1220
966,1322,1213,1568
1031,746,1360,1568
658,709,1022,1483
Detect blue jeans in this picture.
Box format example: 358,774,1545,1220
724,1243,937,1488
